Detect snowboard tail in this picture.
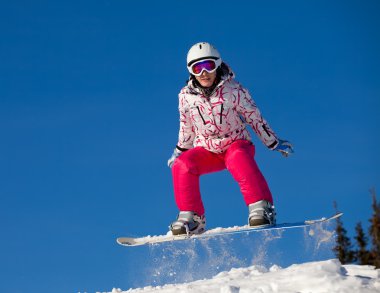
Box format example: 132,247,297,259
116,212,343,247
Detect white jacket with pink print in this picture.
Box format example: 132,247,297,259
176,64,279,154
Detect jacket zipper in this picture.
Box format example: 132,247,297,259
262,124,271,137
219,104,224,124
197,106,207,125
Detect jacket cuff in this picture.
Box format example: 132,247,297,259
268,140,279,150
176,145,189,152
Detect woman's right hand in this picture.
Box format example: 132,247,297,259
167,148,182,168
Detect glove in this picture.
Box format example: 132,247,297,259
167,148,182,168
274,139,294,157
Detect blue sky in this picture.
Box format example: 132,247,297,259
1,0,379,292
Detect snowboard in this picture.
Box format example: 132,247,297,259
116,212,343,247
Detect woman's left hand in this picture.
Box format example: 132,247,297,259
275,139,294,157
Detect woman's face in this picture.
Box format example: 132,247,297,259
195,70,217,88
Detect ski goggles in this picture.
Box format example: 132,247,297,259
187,59,221,76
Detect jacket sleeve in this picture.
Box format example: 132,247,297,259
236,86,279,150
176,93,195,151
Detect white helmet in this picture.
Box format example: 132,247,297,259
186,42,222,67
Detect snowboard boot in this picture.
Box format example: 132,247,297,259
248,200,276,227
170,211,206,236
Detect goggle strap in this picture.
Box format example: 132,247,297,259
187,56,219,67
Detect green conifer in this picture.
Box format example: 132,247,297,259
354,222,370,265
333,201,355,264
369,188,380,268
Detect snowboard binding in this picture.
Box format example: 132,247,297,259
170,211,206,236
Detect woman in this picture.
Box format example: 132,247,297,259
167,42,293,235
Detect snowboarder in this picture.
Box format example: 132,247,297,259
167,42,294,236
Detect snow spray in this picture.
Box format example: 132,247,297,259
125,223,337,288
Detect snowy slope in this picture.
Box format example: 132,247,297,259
107,259,379,293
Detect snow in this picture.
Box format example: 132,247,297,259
109,219,379,293
105,259,380,293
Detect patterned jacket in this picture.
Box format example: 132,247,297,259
176,64,279,153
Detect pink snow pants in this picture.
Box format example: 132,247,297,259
171,140,273,216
